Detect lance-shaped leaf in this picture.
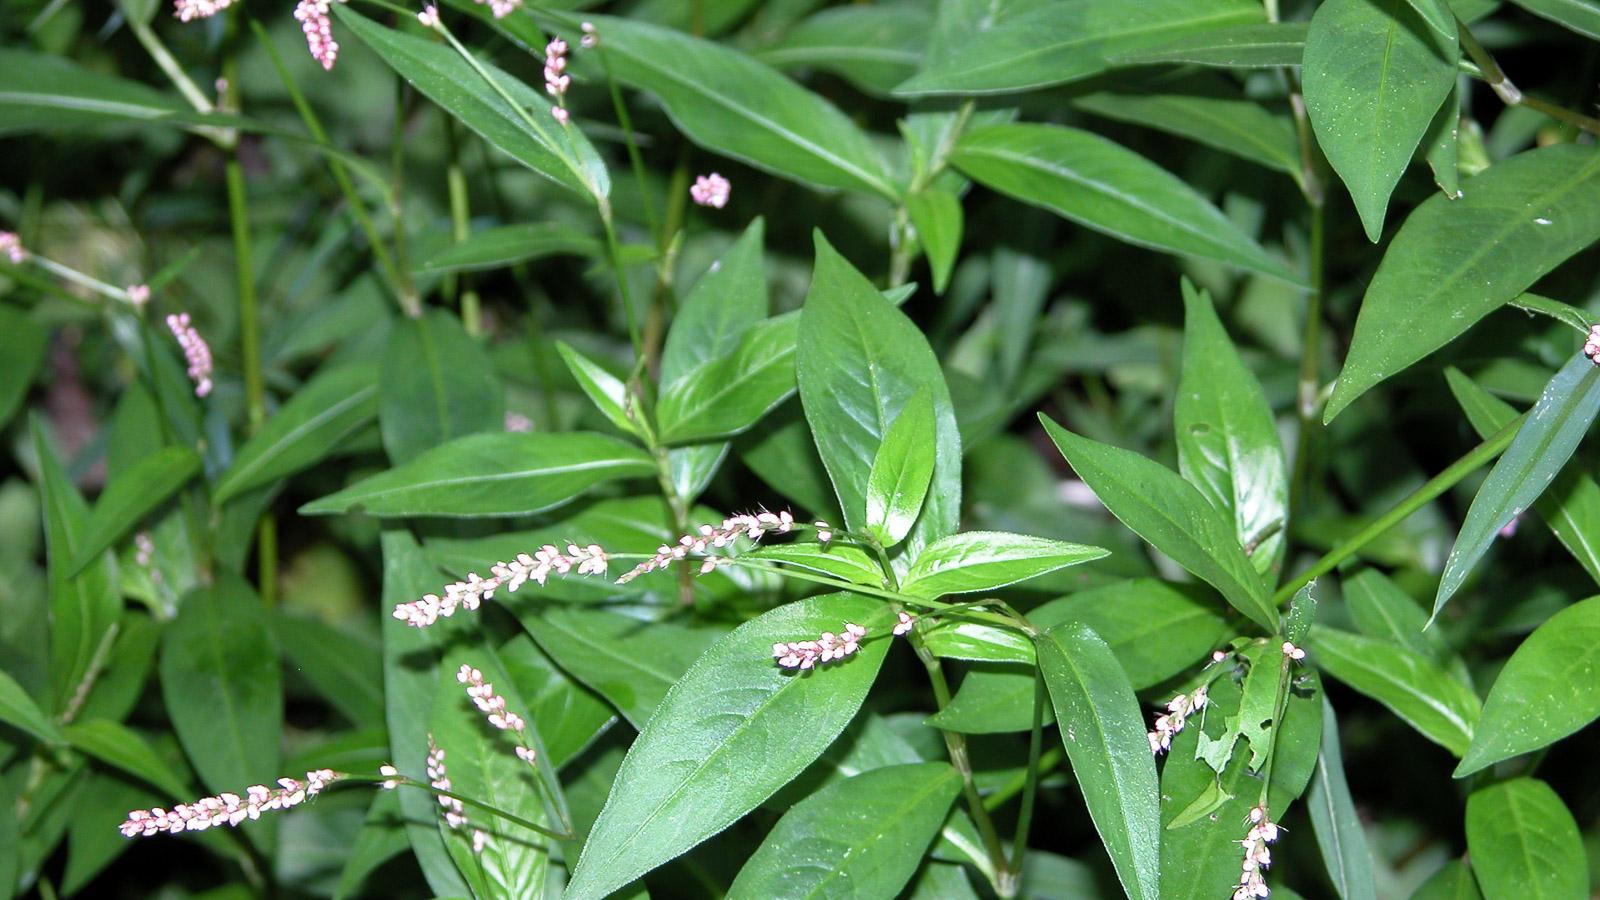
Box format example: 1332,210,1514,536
1112,22,1308,68
1324,144,1600,421
300,432,653,518
380,310,501,465
1303,0,1458,241
1456,596,1600,777
1307,698,1379,900
0,669,61,746
1073,88,1301,177
927,666,1051,734
655,314,798,444
557,342,646,440
755,4,930,98
61,719,188,801
1309,626,1479,756
417,222,600,273
562,594,892,900
750,542,885,588
901,532,1109,599
728,762,960,899
70,446,200,575
1034,623,1161,900
214,363,380,503
1435,354,1600,619
907,188,963,295
1175,280,1288,577
1413,861,1482,899
1466,778,1587,900
1510,0,1600,39
865,388,937,548
1041,415,1278,630
541,14,896,198
0,305,45,429
0,48,186,131
952,123,1298,284
1344,569,1459,670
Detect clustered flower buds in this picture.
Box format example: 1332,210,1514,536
416,4,439,26
814,520,833,543
0,231,24,264
617,510,796,583
165,312,214,398
474,0,520,18
126,284,150,309
690,173,731,209
773,622,867,670
135,532,155,568
504,411,532,432
544,37,571,124
174,0,234,21
1233,804,1281,899
427,740,468,830
294,0,341,71
1147,684,1209,755
580,21,598,48
893,611,915,636
120,770,338,838
1584,323,1600,365
393,542,608,627
1281,641,1306,662
378,764,400,790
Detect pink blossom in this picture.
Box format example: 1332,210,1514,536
393,542,609,627
474,0,520,17
774,622,867,670
504,411,533,432
580,21,598,48
1147,684,1209,755
126,284,150,308
174,0,234,21
1586,324,1600,365
120,770,339,838
0,231,25,264
617,510,795,583
417,4,439,26
294,0,340,71
426,739,468,829
165,312,214,398
690,173,731,209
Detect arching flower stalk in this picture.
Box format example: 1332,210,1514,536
457,664,539,767
616,510,800,583
392,542,609,628
120,770,339,837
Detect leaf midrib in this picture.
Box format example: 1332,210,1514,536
221,380,376,497
331,455,649,505
796,770,957,899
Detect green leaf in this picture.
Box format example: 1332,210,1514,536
901,531,1109,599
158,573,282,793
272,613,385,730
729,762,959,899
750,542,885,587
557,342,646,440
1111,22,1308,68
333,791,411,900
1324,144,1600,421
927,665,1052,734
738,401,842,520
1344,569,1457,669
1436,354,1600,617
417,222,600,273
894,0,1262,95
1306,697,1379,900
1509,0,1600,39
660,218,769,386
1175,280,1288,577
1456,595,1600,777
33,416,121,714
1196,642,1281,773
380,310,502,465
60,719,189,800
1034,623,1160,900
0,48,186,132
1073,88,1301,177
755,4,930,98
1424,82,1464,199
1309,626,1479,755
655,314,799,444
952,124,1298,284
1444,367,1600,586
1406,0,1459,36
497,634,616,770
1413,861,1483,900
798,234,961,567
214,363,380,504
546,14,895,198
563,594,892,900
907,188,963,295
0,306,45,430
337,6,608,199
1040,416,1278,630
865,388,937,548
300,432,654,518
1303,0,1458,241
69,446,200,576
1465,778,1588,900
0,668,61,746
1030,579,1230,688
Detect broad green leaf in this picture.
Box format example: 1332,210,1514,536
1034,623,1160,900
1344,569,1457,669
907,188,963,295
1040,416,1278,630
301,432,654,518
563,594,892,900
0,668,60,745
1436,354,1600,617
1309,626,1478,755
1325,144,1600,421
1073,89,1301,177
380,310,502,465
894,0,1262,95
865,388,937,548
660,218,769,386
61,773,158,895
655,314,798,444
738,401,842,520
798,234,961,569
919,620,1036,663
158,573,282,793
1195,642,1280,774
1413,861,1483,900
1307,698,1379,900
1510,0,1600,38
34,416,121,714
75,612,160,725
1444,367,1600,586
61,719,188,800
272,613,384,729
1406,0,1459,35
544,14,896,198
69,446,200,575
516,608,727,729
1175,280,1288,577
0,306,45,429
0,49,186,132
953,124,1298,284
1304,0,1458,241
557,342,645,440
901,531,1109,599
750,542,885,587
729,763,959,899
927,665,1051,734
1456,595,1600,776
417,222,600,273
1031,579,1229,688
337,7,608,199
1424,83,1464,199
1465,778,1587,899
1112,22,1308,68
214,363,380,503
755,4,930,97
498,634,616,770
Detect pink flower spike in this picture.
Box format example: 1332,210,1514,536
174,0,235,21
476,0,520,17
294,0,341,71
393,542,609,627
417,4,439,26
774,622,869,670
893,612,915,636
0,231,25,264
690,173,731,209
165,312,214,398
120,770,340,838
551,105,570,125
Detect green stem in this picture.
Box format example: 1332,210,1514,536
1273,414,1525,604
390,78,418,317
1289,197,1326,523
887,205,912,289
444,118,481,334
715,557,1027,630
28,256,138,305
1457,19,1600,137
983,747,1064,812
1254,645,1297,809
600,206,644,358
596,42,660,242
127,14,234,148
1007,670,1047,884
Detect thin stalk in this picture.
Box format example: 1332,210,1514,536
647,443,695,605
389,79,418,316
1254,646,1298,809
596,42,660,241
1273,414,1525,604
28,256,138,305
887,205,912,289
1007,671,1048,885
1457,20,1600,137
983,747,1064,812
600,206,644,358
126,15,232,151
1289,198,1326,522
444,118,482,334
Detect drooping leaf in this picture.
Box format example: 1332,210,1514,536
417,222,600,273
755,4,930,97
865,388,937,548
1111,22,1309,68
751,542,886,588
300,432,654,518
562,594,892,900
70,446,200,575
61,719,189,800
0,668,61,746
953,123,1298,284
557,342,646,440
1324,144,1600,421
0,48,186,132
214,363,380,504
1465,778,1588,900
1303,0,1458,241
380,310,502,465
272,613,385,730
1307,698,1379,900
1436,354,1600,618
1509,0,1600,39
1040,416,1278,630
655,314,798,444
1074,89,1301,177
907,188,964,295
901,531,1109,599
1309,626,1479,755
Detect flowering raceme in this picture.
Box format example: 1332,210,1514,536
121,770,339,837
165,312,214,398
